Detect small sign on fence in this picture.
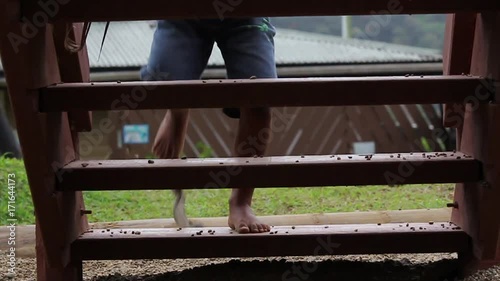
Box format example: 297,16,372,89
353,141,375,154
123,124,149,144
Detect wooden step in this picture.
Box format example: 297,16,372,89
71,222,469,261
39,76,494,112
56,152,482,191
23,0,500,22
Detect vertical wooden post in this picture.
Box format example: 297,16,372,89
53,22,93,134
451,11,500,271
0,3,88,280
442,13,477,149
52,22,93,178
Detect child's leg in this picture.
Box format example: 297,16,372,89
216,17,277,233
141,20,214,226
229,107,272,233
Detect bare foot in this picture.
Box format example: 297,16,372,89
228,201,270,233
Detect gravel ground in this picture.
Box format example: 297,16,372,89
1,253,499,281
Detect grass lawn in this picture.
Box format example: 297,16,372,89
0,155,455,226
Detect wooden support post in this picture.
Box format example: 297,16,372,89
53,22,92,134
54,23,92,132
442,13,477,149
451,11,500,272
497,235,500,260
52,22,92,171
0,8,88,281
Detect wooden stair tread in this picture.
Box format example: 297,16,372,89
57,152,482,190
24,0,500,22
39,76,495,112
72,222,469,260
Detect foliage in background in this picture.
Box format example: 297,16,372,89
195,142,214,158
272,14,446,50
144,153,157,159
0,154,34,225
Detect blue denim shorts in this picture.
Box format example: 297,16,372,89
140,18,278,118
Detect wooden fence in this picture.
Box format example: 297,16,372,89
91,104,450,160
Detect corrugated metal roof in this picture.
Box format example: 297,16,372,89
0,21,441,73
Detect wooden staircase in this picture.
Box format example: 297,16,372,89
1,1,499,280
